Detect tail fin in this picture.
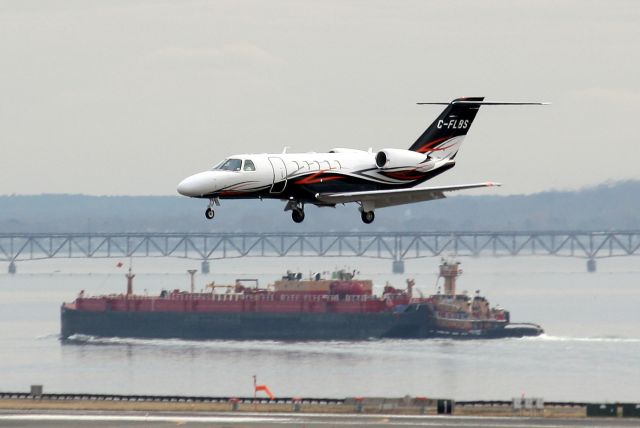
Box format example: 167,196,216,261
409,97,484,157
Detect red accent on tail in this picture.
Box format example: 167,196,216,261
416,136,454,153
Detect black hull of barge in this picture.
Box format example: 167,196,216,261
61,304,542,341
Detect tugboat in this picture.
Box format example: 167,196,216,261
61,261,543,341
388,259,543,338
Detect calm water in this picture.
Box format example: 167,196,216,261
0,256,639,401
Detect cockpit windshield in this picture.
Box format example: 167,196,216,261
215,158,242,171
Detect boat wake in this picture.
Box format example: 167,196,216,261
36,333,61,340
63,333,640,359
63,334,365,354
62,334,496,358
522,334,640,343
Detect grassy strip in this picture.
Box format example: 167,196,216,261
0,399,587,418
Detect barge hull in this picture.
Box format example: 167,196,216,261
61,307,408,341
61,305,539,341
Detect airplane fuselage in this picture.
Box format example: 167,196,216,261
177,150,454,204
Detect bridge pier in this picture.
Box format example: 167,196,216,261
201,260,210,274
587,258,597,273
392,260,405,274
8,261,16,275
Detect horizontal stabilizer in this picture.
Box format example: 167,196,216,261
417,101,550,105
315,182,500,209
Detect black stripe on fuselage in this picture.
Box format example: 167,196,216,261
199,163,455,203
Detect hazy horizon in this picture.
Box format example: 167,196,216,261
1,180,638,232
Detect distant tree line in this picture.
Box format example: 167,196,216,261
0,181,638,233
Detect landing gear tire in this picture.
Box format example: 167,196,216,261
292,209,305,223
361,210,375,224
205,208,215,220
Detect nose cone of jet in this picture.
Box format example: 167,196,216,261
177,172,216,197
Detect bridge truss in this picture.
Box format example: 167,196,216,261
2,231,640,263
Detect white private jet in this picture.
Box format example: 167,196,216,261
177,97,545,223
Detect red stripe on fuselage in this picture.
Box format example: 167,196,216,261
295,171,343,185
381,170,426,180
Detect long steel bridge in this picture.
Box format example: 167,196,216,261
3,231,640,273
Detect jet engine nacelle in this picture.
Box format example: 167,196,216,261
375,148,431,170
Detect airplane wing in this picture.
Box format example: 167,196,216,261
315,182,500,209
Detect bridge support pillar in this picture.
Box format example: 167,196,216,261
392,260,405,274
587,258,596,273
201,260,210,274
8,261,16,275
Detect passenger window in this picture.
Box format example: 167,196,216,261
243,160,256,171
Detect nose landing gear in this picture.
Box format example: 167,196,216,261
204,198,219,220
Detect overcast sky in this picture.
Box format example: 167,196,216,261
0,0,638,196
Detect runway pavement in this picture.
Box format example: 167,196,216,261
0,411,638,428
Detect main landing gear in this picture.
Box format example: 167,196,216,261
292,208,305,223
358,201,375,224
285,199,305,223
204,198,219,220
361,210,375,224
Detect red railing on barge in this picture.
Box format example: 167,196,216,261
67,292,431,314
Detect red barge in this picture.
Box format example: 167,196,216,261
61,260,543,340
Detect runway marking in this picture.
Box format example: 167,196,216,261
0,413,614,427
0,414,286,423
